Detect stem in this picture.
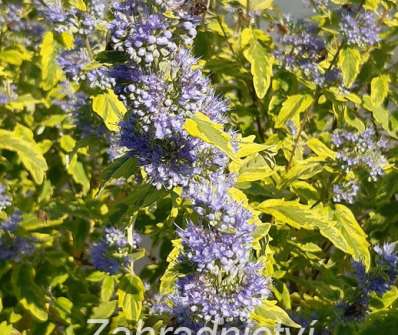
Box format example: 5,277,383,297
215,14,265,141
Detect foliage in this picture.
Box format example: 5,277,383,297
0,0,398,334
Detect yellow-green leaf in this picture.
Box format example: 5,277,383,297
363,95,390,131
371,74,390,106
11,265,48,322
257,199,317,230
365,0,381,10
40,32,63,90
307,138,336,160
238,154,274,183
333,204,371,269
275,95,313,128
60,135,76,153
244,35,273,99
61,32,74,49
92,90,127,132
258,200,370,267
252,300,300,328
0,128,48,184
160,239,183,295
184,112,236,160
0,47,32,66
68,0,87,11
66,154,90,194
0,322,17,335
118,274,145,321
338,47,361,88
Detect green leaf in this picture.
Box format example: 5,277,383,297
257,200,370,267
92,90,127,132
0,46,32,66
69,0,87,11
101,276,115,302
365,0,381,10
333,204,371,269
283,158,324,186
257,199,317,230
307,138,336,160
11,264,48,322
338,47,362,88
40,32,62,90
184,112,236,161
102,154,137,182
363,95,390,131
90,301,117,319
251,300,300,328
160,239,183,295
237,139,275,158
60,135,76,153
0,128,48,184
0,322,17,335
275,95,313,128
343,107,365,132
237,154,274,183
118,274,145,321
243,34,274,99
371,75,390,106
66,154,90,194
52,297,73,323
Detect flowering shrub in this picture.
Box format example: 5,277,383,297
0,0,398,334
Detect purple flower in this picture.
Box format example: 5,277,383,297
333,179,360,204
0,212,35,262
108,1,199,67
332,128,388,182
90,227,141,274
340,10,380,48
57,49,90,82
115,50,229,189
171,263,271,324
275,18,336,86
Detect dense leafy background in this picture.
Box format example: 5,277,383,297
0,0,398,334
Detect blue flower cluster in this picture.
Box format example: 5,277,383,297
332,180,360,205
340,9,380,48
342,243,398,320
105,0,271,326
172,175,270,324
109,1,198,67
114,50,229,189
275,18,339,86
57,47,115,90
34,0,108,36
91,227,141,274
0,212,35,262
36,0,114,90
0,2,44,44
331,128,388,203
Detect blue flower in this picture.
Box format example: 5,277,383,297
90,227,141,274
171,262,271,324
0,212,35,262
340,10,380,48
